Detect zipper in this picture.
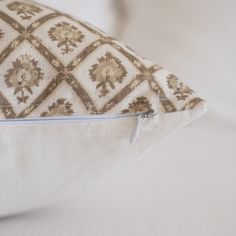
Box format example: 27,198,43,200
0,111,158,144
130,111,158,144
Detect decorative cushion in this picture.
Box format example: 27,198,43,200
0,0,207,216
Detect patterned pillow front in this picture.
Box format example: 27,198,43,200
0,0,207,216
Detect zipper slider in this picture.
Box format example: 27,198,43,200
130,111,158,144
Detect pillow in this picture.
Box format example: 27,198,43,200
0,0,207,216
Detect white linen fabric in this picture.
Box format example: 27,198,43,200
0,106,205,216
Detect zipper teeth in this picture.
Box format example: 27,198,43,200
0,112,153,124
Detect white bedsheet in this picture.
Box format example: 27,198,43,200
0,0,235,235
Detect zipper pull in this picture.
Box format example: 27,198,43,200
130,111,158,144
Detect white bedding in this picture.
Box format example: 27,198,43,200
0,0,235,235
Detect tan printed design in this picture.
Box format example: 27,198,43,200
121,96,154,114
0,29,4,40
89,52,127,97
0,0,204,119
181,97,204,111
167,74,193,100
147,73,177,113
7,1,43,20
48,22,85,54
41,98,74,117
0,91,16,119
4,54,44,104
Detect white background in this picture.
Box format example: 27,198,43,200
0,0,236,235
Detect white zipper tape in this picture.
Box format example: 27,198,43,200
0,113,139,124
0,111,158,144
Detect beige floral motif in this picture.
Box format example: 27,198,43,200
7,1,43,20
0,29,4,40
182,97,204,111
41,98,74,117
48,22,85,54
4,54,44,104
167,74,194,100
0,0,204,119
89,52,127,97
121,96,153,114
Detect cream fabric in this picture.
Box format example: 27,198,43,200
0,0,207,216
0,106,206,216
